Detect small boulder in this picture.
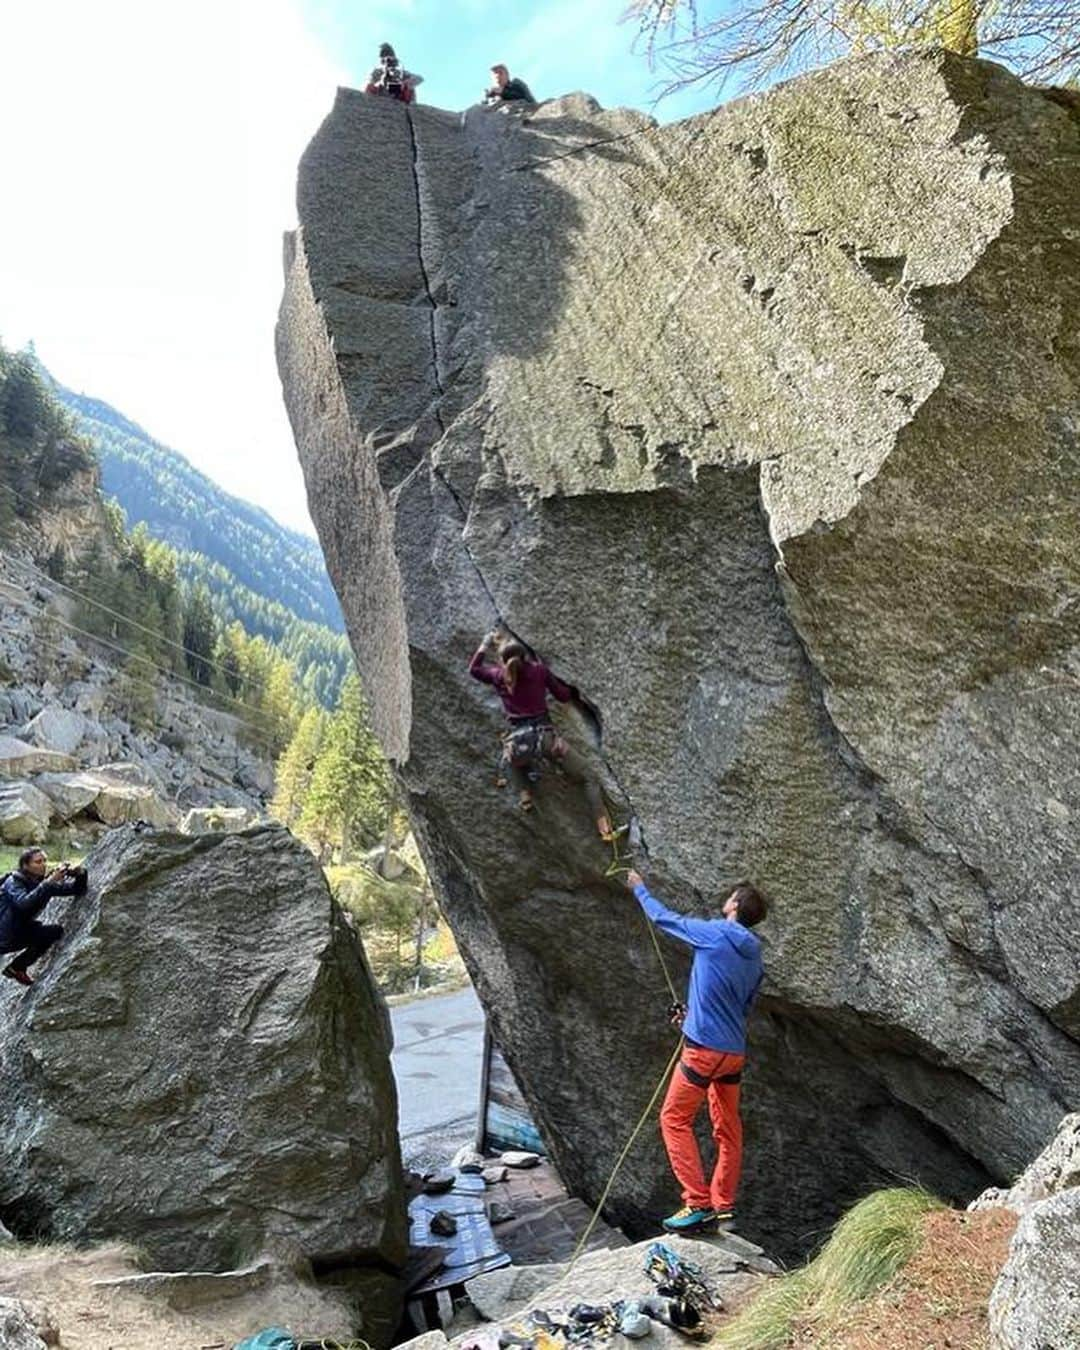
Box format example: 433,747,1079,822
21,707,89,757
0,737,76,780
32,772,102,823
430,1210,458,1237
451,1145,486,1173
86,774,176,829
0,781,54,844
179,806,258,836
499,1150,540,1169
0,823,406,1290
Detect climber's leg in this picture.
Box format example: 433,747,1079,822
550,739,611,837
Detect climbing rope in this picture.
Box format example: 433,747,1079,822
603,829,680,1006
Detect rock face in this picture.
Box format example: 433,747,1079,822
0,825,406,1296
976,1116,1080,1350
277,53,1080,1255
988,1189,1080,1349
972,1114,1080,1214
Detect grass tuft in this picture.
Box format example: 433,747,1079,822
716,1187,946,1349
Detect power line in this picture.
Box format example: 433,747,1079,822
1,577,285,756
17,623,282,761
0,480,265,695
0,476,351,700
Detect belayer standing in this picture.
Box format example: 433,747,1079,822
469,628,613,838
0,848,88,987
365,42,423,104
626,868,766,1232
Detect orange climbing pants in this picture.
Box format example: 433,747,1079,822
659,1043,745,1212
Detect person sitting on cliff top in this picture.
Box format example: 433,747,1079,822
625,868,767,1234
483,64,536,106
365,42,423,104
468,627,613,838
0,848,88,987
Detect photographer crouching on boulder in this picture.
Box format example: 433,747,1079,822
0,848,87,987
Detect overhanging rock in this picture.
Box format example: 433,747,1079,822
277,53,1079,1255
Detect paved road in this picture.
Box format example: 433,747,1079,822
390,985,485,1165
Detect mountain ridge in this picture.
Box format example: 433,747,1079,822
52,380,344,635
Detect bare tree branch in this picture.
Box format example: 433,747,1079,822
623,0,1080,97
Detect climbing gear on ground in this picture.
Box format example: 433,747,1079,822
2,964,32,987
616,1301,652,1339
661,1206,717,1232
638,1295,705,1338
645,1241,725,1315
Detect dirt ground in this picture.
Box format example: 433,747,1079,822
0,1243,357,1349
790,1207,1018,1349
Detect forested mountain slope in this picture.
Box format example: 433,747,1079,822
53,383,344,634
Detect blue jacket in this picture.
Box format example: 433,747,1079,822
633,882,763,1054
0,868,85,952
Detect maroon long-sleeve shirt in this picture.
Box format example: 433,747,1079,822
469,646,573,719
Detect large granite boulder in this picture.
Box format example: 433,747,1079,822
277,52,1080,1256
0,782,53,845
0,824,406,1305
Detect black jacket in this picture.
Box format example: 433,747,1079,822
0,868,86,950
491,77,535,103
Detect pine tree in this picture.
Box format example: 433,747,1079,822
299,675,391,864
272,706,327,827
182,583,216,685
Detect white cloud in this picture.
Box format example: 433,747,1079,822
0,0,347,535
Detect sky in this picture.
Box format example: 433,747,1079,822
0,0,721,537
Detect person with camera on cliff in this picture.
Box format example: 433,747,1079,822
0,848,87,987
364,42,423,104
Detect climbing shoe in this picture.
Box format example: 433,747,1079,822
662,1206,717,1231
2,964,32,987
712,1209,735,1227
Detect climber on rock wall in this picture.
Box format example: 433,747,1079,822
627,868,767,1233
364,42,423,104
468,627,614,837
